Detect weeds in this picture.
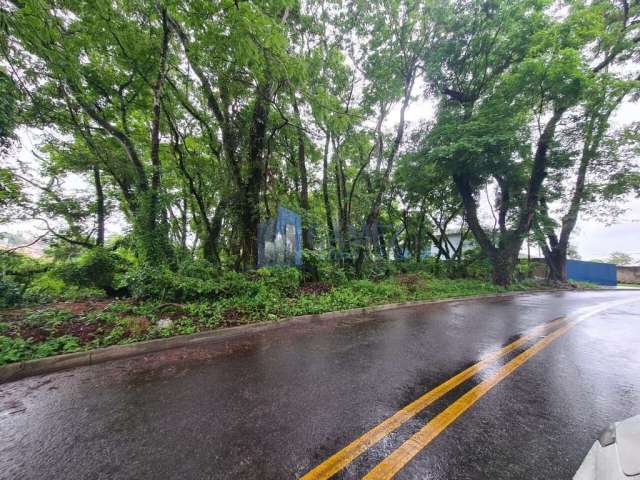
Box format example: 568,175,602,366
0,266,561,366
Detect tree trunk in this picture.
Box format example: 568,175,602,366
239,83,271,270
415,205,426,263
546,248,568,282
201,198,226,265
491,253,518,286
377,222,388,260
336,147,348,252
452,108,566,285
355,71,415,275
292,95,313,251
93,165,105,247
142,6,172,263
321,132,337,252
333,138,350,256
180,196,188,252
538,97,619,283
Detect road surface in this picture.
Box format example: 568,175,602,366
1,290,639,479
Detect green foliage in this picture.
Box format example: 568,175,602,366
0,334,83,365
0,168,23,222
0,336,32,365
74,248,121,291
53,247,127,292
303,250,349,285
0,264,558,365
121,264,186,300
122,263,302,303
394,250,493,281
0,248,128,306
254,267,301,295
23,271,105,304
177,258,218,279
2,0,637,294
0,252,48,306
0,69,20,154
23,272,66,301
606,252,634,266
0,276,24,308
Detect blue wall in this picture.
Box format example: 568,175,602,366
567,260,617,286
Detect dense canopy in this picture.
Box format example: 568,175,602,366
1,0,639,286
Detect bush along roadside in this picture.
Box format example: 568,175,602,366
1,249,601,366
0,270,564,366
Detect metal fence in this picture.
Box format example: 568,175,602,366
567,260,617,286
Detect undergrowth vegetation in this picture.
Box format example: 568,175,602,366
0,248,562,365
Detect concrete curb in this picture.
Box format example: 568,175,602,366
0,288,622,384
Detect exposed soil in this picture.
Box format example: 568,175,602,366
19,326,49,343
51,300,113,315
395,274,423,287
56,320,112,344
222,308,246,327
298,282,333,295
0,299,116,323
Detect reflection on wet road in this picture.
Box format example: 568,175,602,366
1,291,639,479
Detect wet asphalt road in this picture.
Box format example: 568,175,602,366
1,290,640,480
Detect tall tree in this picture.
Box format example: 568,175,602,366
4,0,177,262
165,1,295,269
423,0,639,285
536,78,640,280
348,0,435,274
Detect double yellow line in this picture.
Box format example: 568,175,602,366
302,298,639,480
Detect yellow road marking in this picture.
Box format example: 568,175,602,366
363,297,640,480
300,316,568,480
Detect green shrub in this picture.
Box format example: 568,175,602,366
54,247,124,292
0,252,50,307
32,335,82,358
23,272,105,303
463,254,493,280
177,258,217,280
22,309,71,331
24,271,67,302
0,276,23,307
0,336,32,365
121,264,178,300
0,252,48,283
183,302,223,328
308,253,349,285
175,317,196,335
77,248,120,291
122,263,248,302
371,259,398,281
0,334,84,365
515,260,535,281
209,270,255,298
255,267,301,295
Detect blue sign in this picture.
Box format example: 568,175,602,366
257,207,302,267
